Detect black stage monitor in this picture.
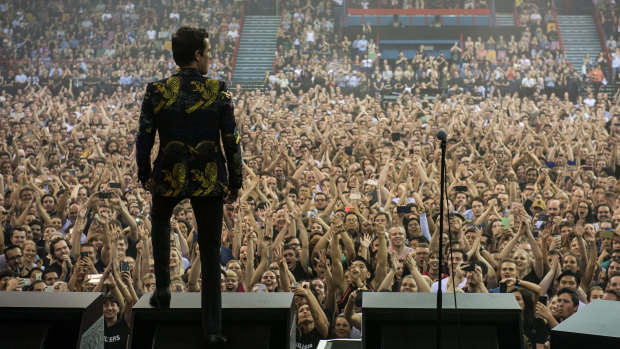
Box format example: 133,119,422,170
0,292,104,349
130,292,295,349
362,293,524,349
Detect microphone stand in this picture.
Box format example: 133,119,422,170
436,136,447,349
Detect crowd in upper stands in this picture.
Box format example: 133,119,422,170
597,0,620,83
0,0,619,349
348,0,490,9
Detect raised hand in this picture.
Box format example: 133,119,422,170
314,250,328,270
273,245,285,266
389,251,400,271
291,285,309,298
360,233,372,249
120,271,132,287
535,302,554,321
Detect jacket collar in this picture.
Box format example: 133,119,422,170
174,68,202,77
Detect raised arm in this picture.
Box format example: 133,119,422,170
371,223,388,290
294,286,329,338
405,253,431,293
273,246,291,292
522,218,544,279
344,290,362,329
498,227,521,261
188,252,201,292
538,257,561,296
296,211,310,272
328,221,348,296
581,237,598,290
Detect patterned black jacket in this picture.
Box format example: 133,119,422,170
136,68,242,198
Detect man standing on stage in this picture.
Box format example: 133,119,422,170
136,26,242,347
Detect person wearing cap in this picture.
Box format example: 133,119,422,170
532,200,546,212
531,200,547,228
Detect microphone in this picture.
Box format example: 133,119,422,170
437,128,448,141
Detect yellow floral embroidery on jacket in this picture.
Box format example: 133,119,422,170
188,140,217,155
162,163,185,196
153,77,180,114
191,162,217,196
162,141,185,154
186,79,219,113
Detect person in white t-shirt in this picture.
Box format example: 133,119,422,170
431,249,467,293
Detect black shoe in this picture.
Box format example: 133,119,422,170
149,288,171,308
201,333,227,348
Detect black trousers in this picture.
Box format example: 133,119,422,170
150,195,224,334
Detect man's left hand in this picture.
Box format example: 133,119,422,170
142,178,155,193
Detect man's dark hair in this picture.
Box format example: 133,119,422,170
27,267,44,278
558,269,581,286
451,248,466,261
314,192,327,200
607,272,620,291
41,268,58,280
11,226,26,238
410,235,429,244
282,244,299,258
0,269,18,279
29,220,43,229
471,196,484,205
604,289,620,301
596,203,612,216
3,244,22,256
351,256,374,281
374,212,391,225
557,287,579,307
49,237,67,258
41,193,56,205
172,27,209,67
102,294,120,307
29,279,45,290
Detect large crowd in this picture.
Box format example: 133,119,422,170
0,0,619,349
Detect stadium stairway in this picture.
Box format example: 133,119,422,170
232,16,280,89
557,14,602,69
495,13,514,27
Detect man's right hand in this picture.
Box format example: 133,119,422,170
224,188,239,204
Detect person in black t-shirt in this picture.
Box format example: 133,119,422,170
294,286,329,349
103,294,130,349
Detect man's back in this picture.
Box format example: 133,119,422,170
136,68,242,198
